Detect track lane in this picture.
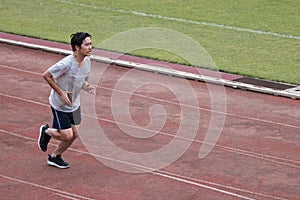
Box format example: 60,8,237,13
1,43,299,199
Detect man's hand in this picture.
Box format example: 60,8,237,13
86,85,96,95
82,82,96,95
60,91,73,106
43,70,73,106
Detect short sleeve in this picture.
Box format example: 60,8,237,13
48,59,69,79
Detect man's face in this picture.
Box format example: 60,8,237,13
78,37,92,56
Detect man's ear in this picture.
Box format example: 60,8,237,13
75,45,81,51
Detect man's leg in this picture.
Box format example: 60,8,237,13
51,125,78,156
45,127,72,141
39,107,80,168
38,125,72,152
45,126,78,168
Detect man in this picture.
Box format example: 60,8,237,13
38,32,95,169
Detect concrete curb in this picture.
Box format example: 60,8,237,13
0,35,299,100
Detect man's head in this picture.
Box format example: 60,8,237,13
70,32,92,54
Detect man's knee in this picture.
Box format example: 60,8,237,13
60,128,75,141
71,125,79,139
72,131,78,139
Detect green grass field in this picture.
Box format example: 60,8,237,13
1,0,299,84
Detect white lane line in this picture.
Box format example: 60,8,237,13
150,171,255,200
0,64,42,76
0,92,48,107
1,90,300,168
1,66,299,168
1,64,299,130
97,85,300,130
154,170,288,200
1,63,300,167
54,0,300,40
1,128,287,200
0,174,95,200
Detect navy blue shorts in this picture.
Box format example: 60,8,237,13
51,106,81,130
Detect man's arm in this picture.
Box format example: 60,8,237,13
43,70,72,106
82,81,96,95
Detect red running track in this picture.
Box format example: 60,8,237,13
0,42,299,200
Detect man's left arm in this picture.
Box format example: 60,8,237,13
82,81,96,95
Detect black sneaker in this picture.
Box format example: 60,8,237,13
47,154,70,169
38,124,51,152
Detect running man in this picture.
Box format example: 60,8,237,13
38,32,95,169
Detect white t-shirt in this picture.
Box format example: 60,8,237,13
48,55,91,112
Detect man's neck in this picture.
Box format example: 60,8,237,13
73,52,85,66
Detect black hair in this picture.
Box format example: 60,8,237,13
70,32,92,52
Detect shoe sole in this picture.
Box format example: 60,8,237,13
47,160,70,169
38,125,45,152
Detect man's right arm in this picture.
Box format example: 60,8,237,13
43,70,72,106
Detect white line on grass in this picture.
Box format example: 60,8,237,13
54,0,300,40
